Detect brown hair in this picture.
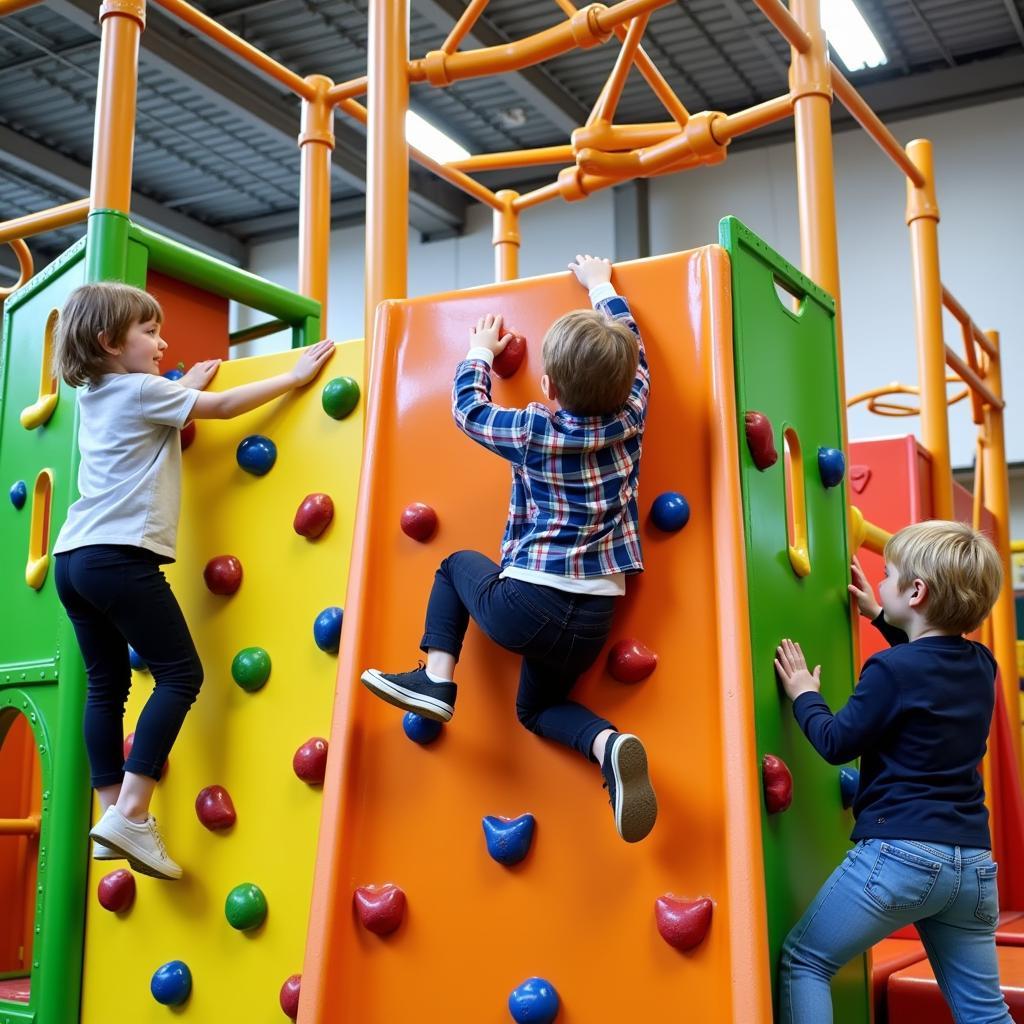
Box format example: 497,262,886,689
52,283,162,387
541,309,639,416
884,519,1003,634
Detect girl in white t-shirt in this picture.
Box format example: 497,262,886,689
52,282,333,879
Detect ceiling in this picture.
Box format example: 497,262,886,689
1,0,1022,281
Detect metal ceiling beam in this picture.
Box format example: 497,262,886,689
222,196,368,243
0,123,248,263
412,0,590,135
1001,0,1024,50
47,0,467,236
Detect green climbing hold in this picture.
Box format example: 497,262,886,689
231,647,271,692
321,376,360,420
225,882,267,931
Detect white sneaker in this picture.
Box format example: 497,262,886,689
89,806,182,880
92,840,123,860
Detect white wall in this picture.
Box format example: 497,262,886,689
242,96,1022,470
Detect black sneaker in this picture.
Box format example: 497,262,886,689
601,733,657,843
360,664,457,722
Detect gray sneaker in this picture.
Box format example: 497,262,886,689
89,806,182,880
601,733,658,843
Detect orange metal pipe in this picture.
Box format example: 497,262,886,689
943,285,998,358
711,94,793,144
0,239,32,299
905,138,953,521
0,199,89,245
447,146,575,172
513,180,563,211
151,0,313,99
831,69,924,186
944,346,1003,412
90,0,145,213
573,121,680,151
588,12,649,125
326,76,367,104
441,0,489,53
410,0,673,86
0,815,40,837
752,0,811,52
298,75,335,334
492,189,520,282
980,330,1021,769
364,0,409,348
0,0,44,15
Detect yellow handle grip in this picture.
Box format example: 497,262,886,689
25,469,53,591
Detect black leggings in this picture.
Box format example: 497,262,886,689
55,545,203,787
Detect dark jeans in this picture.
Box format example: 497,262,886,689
420,550,616,761
55,545,203,787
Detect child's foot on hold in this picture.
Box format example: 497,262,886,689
89,805,182,880
360,663,457,722
601,733,657,843
92,840,123,861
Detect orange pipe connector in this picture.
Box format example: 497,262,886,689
298,74,335,333
905,138,953,521
492,189,520,282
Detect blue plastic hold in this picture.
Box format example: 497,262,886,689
128,646,147,672
162,367,184,381
236,434,277,476
150,960,192,1006
508,977,560,1023
839,766,859,810
403,712,443,745
483,814,536,867
313,606,344,653
818,447,846,489
9,480,27,510
650,491,690,532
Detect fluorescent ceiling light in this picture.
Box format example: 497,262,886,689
405,110,470,163
821,0,887,71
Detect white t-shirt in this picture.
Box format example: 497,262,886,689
54,373,201,560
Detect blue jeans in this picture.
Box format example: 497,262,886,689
420,550,616,760
779,838,1011,1024
55,545,204,787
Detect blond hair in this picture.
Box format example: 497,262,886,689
884,520,1002,634
541,309,639,416
52,283,163,387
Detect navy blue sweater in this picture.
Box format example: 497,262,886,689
793,613,996,848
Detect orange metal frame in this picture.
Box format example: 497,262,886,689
0,0,1016,753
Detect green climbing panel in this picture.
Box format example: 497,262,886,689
721,216,870,1023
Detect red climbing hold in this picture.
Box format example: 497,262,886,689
293,493,335,539
493,330,526,379
745,411,778,470
279,975,301,1020
293,737,328,785
123,731,168,779
98,869,136,913
353,884,406,935
180,421,196,451
762,753,793,814
850,464,871,494
400,502,438,542
607,639,658,684
203,555,243,595
195,785,237,831
655,895,713,951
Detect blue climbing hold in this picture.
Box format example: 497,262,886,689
313,606,343,653
162,367,184,381
403,712,443,745
508,977,559,1023
128,646,147,672
236,434,277,476
839,766,859,809
483,813,536,867
650,491,690,532
150,960,192,1006
818,447,846,489
9,480,27,510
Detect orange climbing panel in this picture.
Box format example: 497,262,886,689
301,250,774,1022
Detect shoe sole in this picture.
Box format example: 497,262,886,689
610,735,658,843
88,828,182,880
92,848,125,861
360,670,453,722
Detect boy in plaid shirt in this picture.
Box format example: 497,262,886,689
362,255,657,842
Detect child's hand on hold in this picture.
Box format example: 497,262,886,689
774,638,822,701
849,556,882,620
179,359,221,391
289,339,335,387
470,313,513,357
568,254,612,291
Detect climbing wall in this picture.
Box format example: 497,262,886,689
301,250,775,1022
79,339,364,1021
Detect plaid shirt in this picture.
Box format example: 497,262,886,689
452,291,648,579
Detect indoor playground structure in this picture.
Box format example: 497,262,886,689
0,0,1020,1022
